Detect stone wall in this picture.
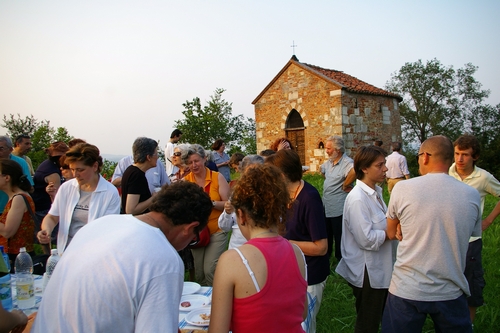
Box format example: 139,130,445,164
254,62,402,173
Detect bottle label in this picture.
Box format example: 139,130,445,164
16,281,34,300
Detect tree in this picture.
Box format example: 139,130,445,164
385,59,490,143
470,103,500,179
174,88,256,154
2,113,75,169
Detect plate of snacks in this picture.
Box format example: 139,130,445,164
185,308,211,326
182,281,201,295
179,294,211,311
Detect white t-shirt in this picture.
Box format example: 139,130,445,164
32,215,184,333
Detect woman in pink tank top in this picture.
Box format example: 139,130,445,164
209,164,308,333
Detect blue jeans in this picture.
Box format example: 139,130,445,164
381,292,472,333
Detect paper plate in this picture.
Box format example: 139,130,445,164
185,307,211,327
179,294,211,311
182,281,201,295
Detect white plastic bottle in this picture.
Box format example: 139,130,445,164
43,249,61,292
46,249,60,277
14,247,35,309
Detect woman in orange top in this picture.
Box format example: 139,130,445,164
0,159,35,270
184,144,230,286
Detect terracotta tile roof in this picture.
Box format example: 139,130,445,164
302,62,402,101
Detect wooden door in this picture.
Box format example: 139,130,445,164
286,129,305,166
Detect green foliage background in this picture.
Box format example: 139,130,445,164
174,88,256,155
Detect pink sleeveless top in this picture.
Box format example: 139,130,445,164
231,236,307,333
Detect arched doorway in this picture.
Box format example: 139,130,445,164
285,109,305,166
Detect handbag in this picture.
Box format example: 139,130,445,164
17,194,52,258
189,172,214,249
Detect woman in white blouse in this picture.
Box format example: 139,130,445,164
335,145,392,333
37,143,120,255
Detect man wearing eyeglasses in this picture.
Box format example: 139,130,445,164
382,135,481,333
0,135,34,213
32,181,212,333
385,142,410,194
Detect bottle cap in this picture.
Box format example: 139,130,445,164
51,249,58,255
19,247,26,252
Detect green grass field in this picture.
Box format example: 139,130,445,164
303,173,500,333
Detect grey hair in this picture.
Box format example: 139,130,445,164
175,143,191,165
132,137,158,163
0,136,13,148
326,135,345,153
240,154,264,172
206,150,215,163
184,144,206,164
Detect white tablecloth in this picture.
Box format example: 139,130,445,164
10,277,315,332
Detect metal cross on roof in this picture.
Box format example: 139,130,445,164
291,40,298,55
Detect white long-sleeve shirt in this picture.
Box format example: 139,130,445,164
218,211,246,249
335,180,393,289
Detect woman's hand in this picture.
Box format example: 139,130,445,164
277,140,291,151
46,181,57,201
37,229,51,244
224,201,234,214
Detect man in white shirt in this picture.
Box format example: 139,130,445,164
448,134,500,322
385,142,410,194
112,155,170,194
32,181,213,333
165,129,182,177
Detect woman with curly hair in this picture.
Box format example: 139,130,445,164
37,143,120,255
209,164,307,333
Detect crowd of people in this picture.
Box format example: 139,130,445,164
0,129,498,333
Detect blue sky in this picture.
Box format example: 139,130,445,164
1,0,498,156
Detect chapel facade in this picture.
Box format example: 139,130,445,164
252,56,403,172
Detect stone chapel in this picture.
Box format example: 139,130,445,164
252,56,403,172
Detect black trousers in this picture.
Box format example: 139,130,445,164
349,267,388,333
326,215,343,260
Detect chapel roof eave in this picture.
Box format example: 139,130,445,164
252,57,403,105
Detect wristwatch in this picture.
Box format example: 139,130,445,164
212,201,216,207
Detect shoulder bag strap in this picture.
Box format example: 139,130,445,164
14,193,51,254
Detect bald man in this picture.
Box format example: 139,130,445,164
381,136,481,333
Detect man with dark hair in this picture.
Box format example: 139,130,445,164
12,134,34,176
165,129,183,177
385,142,410,194
0,135,34,213
448,133,500,323
32,181,213,333
382,135,481,332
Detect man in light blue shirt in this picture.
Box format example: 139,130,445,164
320,136,355,260
0,135,34,212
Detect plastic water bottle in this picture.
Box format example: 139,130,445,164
14,247,35,309
43,249,61,292
0,246,12,310
46,249,60,277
